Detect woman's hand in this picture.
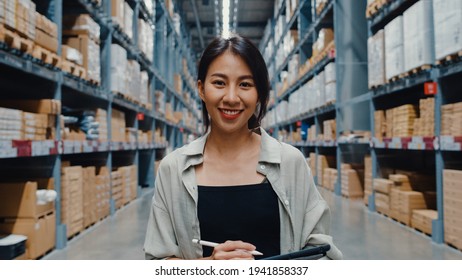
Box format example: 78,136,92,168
208,240,257,260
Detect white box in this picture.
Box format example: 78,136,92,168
368,30,386,87
124,2,133,40
385,16,404,80
324,62,336,84
403,0,434,72
433,0,462,60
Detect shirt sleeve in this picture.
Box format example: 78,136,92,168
301,159,343,260
144,163,182,260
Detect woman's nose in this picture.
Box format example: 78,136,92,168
223,86,239,104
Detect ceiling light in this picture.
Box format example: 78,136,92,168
222,0,231,38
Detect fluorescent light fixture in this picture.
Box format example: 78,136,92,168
222,0,231,38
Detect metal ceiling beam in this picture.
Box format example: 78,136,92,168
190,0,205,49
187,21,268,28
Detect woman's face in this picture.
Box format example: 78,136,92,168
198,51,258,135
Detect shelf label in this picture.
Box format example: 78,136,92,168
424,82,437,95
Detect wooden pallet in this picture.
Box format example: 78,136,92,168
62,60,87,79
0,24,34,54
435,51,462,66
32,45,62,67
86,78,101,86
366,0,388,18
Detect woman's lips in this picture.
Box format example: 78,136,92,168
219,109,243,120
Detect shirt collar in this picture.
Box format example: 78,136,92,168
181,127,282,164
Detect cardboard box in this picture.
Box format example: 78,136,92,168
0,180,54,219
63,34,101,83
0,99,61,115
0,212,55,259
34,28,58,52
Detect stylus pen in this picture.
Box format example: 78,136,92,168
192,239,263,256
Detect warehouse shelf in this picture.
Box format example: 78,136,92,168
138,0,155,25
268,55,335,111
74,0,107,27
62,140,110,154
439,136,462,151
0,49,59,82
372,69,433,98
112,93,141,112
371,137,436,150
369,0,419,32
62,75,108,101
0,140,59,159
297,0,333,51
437,59,462,79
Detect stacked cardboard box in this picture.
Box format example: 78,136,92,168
82,167,97,229
312,28,334,58
374,110,386,140
385,16,404,80
6,0,36,39
323,119,336,141
307,125,316,141
0,107,23,140
35,13,58,53
443,169,462,250
411,209,437,235
413,98,435,137
368,29,386,88
111,109,126,142
154,128,166,144
95,108,108,141
317,154,335,187
0,179,56,259
96,166,110,220
63,15,101,83
165,103,174,123
23,112,48,140
140,71,150,106
323,168,338,192
111,170,123,209
441,102,462,136
364,156,372,205
341,164,364,198
125,127,137,142
155,90,166,117
118,165,137,205
61,165,83,238
398,191,427,225
392,104,417,137
385,108,394,137
433,0,462,61
373,178,394,215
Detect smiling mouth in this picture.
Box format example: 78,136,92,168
219,108,243,119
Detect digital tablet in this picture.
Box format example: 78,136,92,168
261,244,331,260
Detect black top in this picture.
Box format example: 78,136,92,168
197,182,280,259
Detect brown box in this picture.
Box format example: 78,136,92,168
0,99,61,115
373,178,394,194
34,28,58,52
0,212,55,259
63,34,99,78
0,180,54,219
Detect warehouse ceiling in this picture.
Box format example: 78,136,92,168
179,0,275,58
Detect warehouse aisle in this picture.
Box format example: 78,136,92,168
44,187,462,260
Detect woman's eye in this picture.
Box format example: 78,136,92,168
240,82,253,88
212,80,225,86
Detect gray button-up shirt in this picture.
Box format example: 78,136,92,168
144,128,342,259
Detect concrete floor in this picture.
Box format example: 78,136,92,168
44,187,462,260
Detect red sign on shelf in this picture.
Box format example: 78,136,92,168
424,82,437,95
137,113,145,121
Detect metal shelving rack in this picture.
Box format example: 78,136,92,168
0,0,200,251
262,0,369,193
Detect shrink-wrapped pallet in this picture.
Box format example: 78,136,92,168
403,0,434,72
385,16,404,80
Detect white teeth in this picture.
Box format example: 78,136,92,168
222,109,240,115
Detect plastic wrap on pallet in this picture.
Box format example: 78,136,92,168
385,16,404,80
403,0,435,72
138,18,154,62
324,62,336,84
140,71,149,105
276,101,289,123
124,2,133,40
433,0,462,60
127,60,141,102
314,71,326,108
110,44,128,94
368,30,386,88
325,82,336,104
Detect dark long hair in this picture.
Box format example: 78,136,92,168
197,35,270,133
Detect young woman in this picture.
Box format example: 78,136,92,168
144,35,342,260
